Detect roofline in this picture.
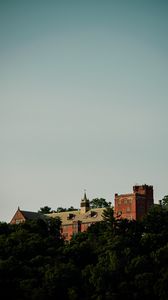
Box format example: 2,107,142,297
115,193,133,197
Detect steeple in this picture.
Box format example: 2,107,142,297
80,190,90,214
84,191,87,201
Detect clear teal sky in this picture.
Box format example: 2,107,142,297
0,0,168,222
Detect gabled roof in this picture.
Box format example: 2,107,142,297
46,207,105,226
10,208,47,224
20,210,45,220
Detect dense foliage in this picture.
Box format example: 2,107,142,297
90,198,111,208
0,205,168,299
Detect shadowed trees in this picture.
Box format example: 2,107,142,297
90,198,111,209
160,195,168,209
38,206,52,214
0,205,168,299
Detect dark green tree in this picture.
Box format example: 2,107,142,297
160,195,168,208
38,206,52,214
102,207,115,229
90,198,111,208
1,199,168,300
56,207,67,212
48,217,62,239
67,206,78,211
56,206,78,212
143,204,168,235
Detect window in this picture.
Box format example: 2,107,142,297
67,213,75,220
73,222,78,233
88,211,97,218
15,220,21,224
117,211,122,217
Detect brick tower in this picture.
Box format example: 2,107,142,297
114,184,154,220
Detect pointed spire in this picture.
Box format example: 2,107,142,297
81,189,90,214
84,189,87,200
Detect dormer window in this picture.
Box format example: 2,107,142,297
88,211,97,218
67,213,75,220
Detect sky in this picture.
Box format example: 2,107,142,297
0,0,168,222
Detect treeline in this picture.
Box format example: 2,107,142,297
0,205,168,300
38,198,111,214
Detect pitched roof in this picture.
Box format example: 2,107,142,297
46,208,105,225
20,210,46,220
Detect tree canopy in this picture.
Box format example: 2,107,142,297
38,206,52,214
160,195,168,208
56,206,78,212
90,198,111,208
0,206,168,299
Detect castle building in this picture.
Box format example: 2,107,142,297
10,185,154,240
114,184,154,220
46,192,104,240
9,193,105,240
